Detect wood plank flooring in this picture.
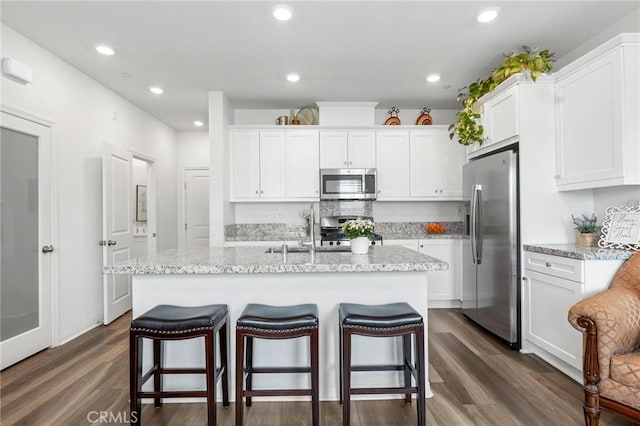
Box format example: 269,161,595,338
1,309,633,425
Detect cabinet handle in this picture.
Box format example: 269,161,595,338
434,189,437,193
420,245,424,248
522,277,527,281
349,161,352,165
378,190,381,193
260,190,264,194
42,245,54,253
439,189,443,193
107,240,117,246
255,190,259,194
344,161,347,165
545,262,552,267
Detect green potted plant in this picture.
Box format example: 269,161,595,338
449,46,555,146
571,213,598,247
342,219,374,255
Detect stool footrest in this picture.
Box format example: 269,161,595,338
351,364,404,372
244,389,312,397
161,368,206,375
138,390,209,399
246,366,311,374
350,386,418,396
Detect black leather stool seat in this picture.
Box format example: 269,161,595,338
339,302,423,329
237,303,319,331
131,304,228,332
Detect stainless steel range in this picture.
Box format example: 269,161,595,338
319,215,383,247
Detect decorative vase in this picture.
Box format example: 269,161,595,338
577,232,595,247
350,237,370,255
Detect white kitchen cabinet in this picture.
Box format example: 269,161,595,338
319,130,376,169
231,130,285,200
419,239,461,306
555,34,640,190
375,130,410,200
410,128,464,199
522,250,624,382
481,85,519,147
285,130,320,198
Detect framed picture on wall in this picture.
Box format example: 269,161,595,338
598,205,640,251
136,185,147,222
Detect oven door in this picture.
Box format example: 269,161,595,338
320,168,376,200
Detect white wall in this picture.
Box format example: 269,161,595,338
1,24,178,344
177,131,209,168
593,186,640,223
234,108,459,126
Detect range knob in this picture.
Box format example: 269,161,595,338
329,241,334,246
371,241,376,246
336,241,341,246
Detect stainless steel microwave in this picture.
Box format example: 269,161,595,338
320,168,377,200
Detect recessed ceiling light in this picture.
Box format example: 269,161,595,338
95,45,114,56
286,73,300,82
273,5,293,21
476,7,500,23
193,120,204,127
149,86,164,95
426,74,441,83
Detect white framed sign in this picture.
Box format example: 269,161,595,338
598,205,640,251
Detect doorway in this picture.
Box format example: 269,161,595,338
0,110,54,369
182,167,210,248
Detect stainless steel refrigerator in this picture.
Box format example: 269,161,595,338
462,149,520,349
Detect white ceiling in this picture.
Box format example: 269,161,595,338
1,1,638,130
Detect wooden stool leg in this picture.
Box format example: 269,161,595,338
342,328,352,426
403,334,412,404
235,329,245,426
415,327,426,426
129,331,142,426
205,330,217,426
219,318,230,407
245,336,254,407
153,339,162,407
310,328,320,426
339,321,343,404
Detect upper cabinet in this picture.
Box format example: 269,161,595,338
482,85,519,147
230,129,319,201
319,130,376,169
555,34,640,191
376,130,411,199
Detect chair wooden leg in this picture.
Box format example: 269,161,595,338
245,336,253,407
153,339,162,407
129,332,142,426
342,328,352,426
403,334,412,404
220,318,230,407
235,329,245,426
205,330,217,426
311,328,320,426
415,327,426,426
583,384,601,426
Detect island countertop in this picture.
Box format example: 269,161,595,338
103,245,448,275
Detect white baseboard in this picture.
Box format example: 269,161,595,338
57,323,101,347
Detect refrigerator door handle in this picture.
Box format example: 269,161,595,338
470,184,478,265
476,185,483,265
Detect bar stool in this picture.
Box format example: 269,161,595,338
339,302,426,426
129,304,229,426
235,303,319,426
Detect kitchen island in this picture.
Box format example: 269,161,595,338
105,245,447,402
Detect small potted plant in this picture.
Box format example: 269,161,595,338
342,219,374,255
571,213,597,247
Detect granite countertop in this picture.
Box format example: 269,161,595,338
103,245,449,275
523,244,635,261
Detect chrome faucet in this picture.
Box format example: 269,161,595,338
300,202,316,254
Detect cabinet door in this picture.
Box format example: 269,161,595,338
319,131,348,168
410,130,439,197
259,131,286,198
348,131,376,168
437,130,465,197
285,130,320,198
383,239,419,251
484,86,519,145
376,131,410,199
419,239,460,301
231,131,260,199
524,270,583,369
556,49,624,188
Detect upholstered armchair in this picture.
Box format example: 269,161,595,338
568,252,640,426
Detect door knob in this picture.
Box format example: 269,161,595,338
42,245,54,253
107,240,117,246
98,240,107,246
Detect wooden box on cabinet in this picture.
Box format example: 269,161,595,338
555,33,640,190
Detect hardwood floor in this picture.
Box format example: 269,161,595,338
0,309,633,425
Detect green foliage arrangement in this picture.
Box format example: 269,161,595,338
342,219,374,239
572,213,598,234
449,46,555,146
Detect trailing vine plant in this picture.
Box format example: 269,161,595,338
449,46,555,146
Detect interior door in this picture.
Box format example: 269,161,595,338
185,168,210,248
102,144,133,325
0,111,52,369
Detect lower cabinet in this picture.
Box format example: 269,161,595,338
522,250,624,382
384,239,461,306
